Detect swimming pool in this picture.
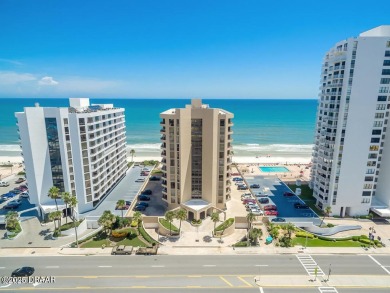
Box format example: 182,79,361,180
260,166,290,173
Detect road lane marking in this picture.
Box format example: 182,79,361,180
83,276,98,278
259,287,264,293
296,254,325,277
98,266,112,268
45,266,59,268
318,287,338,293
0,284,12,288
0,267,5,269
187,275,202,278
237,276,253,287
219,276,233,287
203,265,216,267
255,265,269,267
151,265,165,268
368,255,390,274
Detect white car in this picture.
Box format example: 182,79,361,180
245,202,258,209
19,192,29,198
251,209,264,216
135,178,145,183
241,195,252,201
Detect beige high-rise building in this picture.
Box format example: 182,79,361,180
160,99,234,220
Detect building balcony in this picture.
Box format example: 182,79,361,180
161,135,166,140
160,128,166,133
161,151,166,156
161,143,166,149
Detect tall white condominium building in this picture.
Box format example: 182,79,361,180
16,98,127,215
160,99,234,220
311,25,390,217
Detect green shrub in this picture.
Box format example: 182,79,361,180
374,239,380,246
233,241,248,247
159,218,179,233
131,220,138,227
142,160,159,166
191,219,202,225
376,243,383,248
139,225,156,245
359,238,371,245
17,171,26,175
111,229,129,238
360,234,368,239
215,218,234,232
60,220,81,231
352,236,360,241
295,231,314,239
326,223,335,228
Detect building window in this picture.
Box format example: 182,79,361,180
386,51,390,57
371,138,380,143
381,78,390,84
377,96,387,101
373,121,383,127
362,191,371,197
363,183,373,189
377,104,386,110
369,145,379,151
372,129,382,135
384,60,390,66
379,87,389,93
383,69,390,75
368,153,377,159
366,169,375,174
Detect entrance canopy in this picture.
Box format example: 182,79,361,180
182,199,211,211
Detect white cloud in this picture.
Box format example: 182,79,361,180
0,58,23,66
39,76,59,86
0,71,36,85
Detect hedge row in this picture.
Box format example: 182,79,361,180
139,225,156,245
295,231,315,239
111,229,129,238
215,218,234,232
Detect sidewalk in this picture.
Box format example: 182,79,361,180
1,244,390,257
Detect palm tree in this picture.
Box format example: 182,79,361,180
48,186,60,211
48,212,57,232
117,199,126,219
249,227,262,245
246,212,256,230
211,212,220,234
130,149,135,162
98,210,117,235
175,209,187,233
62,192,71,224
69,195,79,247
319,206,332,227
285,222,295,239
132,211,142,235
5,211,19,231
164,211,175,235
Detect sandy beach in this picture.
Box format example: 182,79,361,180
0,154,312,182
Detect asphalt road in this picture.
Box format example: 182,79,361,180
0,254,389,292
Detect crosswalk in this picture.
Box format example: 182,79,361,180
296,254,325,276
318,287,338,293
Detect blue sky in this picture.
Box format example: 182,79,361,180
0,0,388,99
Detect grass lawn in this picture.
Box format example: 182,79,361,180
292,237,362,247
117,237,147,247
81,238,111,248
289,184,324,216
159,218,179,232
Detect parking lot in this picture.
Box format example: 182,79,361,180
243,175,319,221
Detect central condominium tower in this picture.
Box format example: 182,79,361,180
311,25,390,217
160,99,234,220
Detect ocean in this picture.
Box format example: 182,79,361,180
0,98,318,158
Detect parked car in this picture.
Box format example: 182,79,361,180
2,192,16,199
264,205,277,211
272,217,286,222
19,192,29,198
139,195,151,201
136,202,149,207
9,189,20,195
283,192,295,197
250,184,260,188
250,208,263,215
15,178,25,184
0,181,10,187
149,176,160,181
245,203,258,209
134,205,146,211
294,203,309,209
140,172,149,176
241,195,252,201
111,245,133,255
20,184,28,189
231,172,240,176
141,168,149,171
265,210,278,216
4,199,22,209
142,189,153,195
135,178,145,183
241,193,252,197
255,192,267,197
237,185,248,190
243,199,256,204
258,198,269,204
232,177,243,181
11,267,35,277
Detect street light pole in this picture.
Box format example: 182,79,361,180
305,234,308,249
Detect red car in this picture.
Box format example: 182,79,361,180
265,210,278,216
243,199,256,204
283,192,295,196
264,205,277,211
